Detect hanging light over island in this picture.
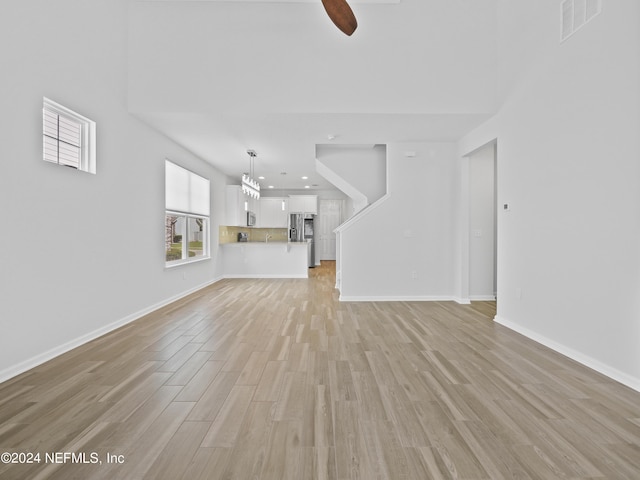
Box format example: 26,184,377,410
242,149,261,199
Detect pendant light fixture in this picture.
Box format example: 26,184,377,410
242,149,260,199
280,171,287,211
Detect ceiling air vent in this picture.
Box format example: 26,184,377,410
561,0,601,42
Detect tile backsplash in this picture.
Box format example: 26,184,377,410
219,226,288,244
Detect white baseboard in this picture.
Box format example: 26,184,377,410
453,297,471,305
339,295,492,305
469,295,496,301
0,277,222,385
494,315,640,393
223,274,307,279
339,295,454,302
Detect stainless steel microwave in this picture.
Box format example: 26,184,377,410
247,211,256,226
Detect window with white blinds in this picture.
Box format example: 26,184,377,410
165,160,211,266
42,98,96,173
165,160,210,216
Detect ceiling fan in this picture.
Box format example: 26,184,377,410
321,0,358,36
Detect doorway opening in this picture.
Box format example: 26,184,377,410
468,141,497,305
317,199,343,262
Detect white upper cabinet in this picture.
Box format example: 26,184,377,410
226,185,258,226
226,185,245,226
259,197,288,227
288,196,304,213
289,195,317,214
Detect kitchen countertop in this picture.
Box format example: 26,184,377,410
222,241,306,245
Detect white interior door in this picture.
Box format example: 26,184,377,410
318,199,342,261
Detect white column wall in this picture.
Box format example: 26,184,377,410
339,143,457,300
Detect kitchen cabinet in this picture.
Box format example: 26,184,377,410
226,185,245,226
259,197,288,227
289,195,317,214
226,185,258,226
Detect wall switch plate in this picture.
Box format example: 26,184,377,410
503,203,510,211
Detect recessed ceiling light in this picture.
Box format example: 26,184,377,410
258,176,265,180
304,185,310,189
268,185,274,189
301,176,308,180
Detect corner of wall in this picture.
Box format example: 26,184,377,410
495,316,640,394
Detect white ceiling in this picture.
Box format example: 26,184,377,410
148,0,400,3
128,0,498,190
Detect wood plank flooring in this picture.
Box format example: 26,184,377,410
1,261,640,479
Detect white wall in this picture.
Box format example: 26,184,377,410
469,142,496,299
315,145,387,205
0,0,227,381
339,143,456,300
460,1,640,390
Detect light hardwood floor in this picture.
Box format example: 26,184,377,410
1,261,639,479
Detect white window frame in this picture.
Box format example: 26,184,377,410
165,212,210,267
42,97,96,174
165,160,211,267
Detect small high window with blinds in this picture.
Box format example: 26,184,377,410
42,98,96,174
561,0,601,42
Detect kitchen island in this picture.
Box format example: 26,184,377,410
220,241,309,278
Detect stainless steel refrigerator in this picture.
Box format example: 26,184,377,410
289,213,315,268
